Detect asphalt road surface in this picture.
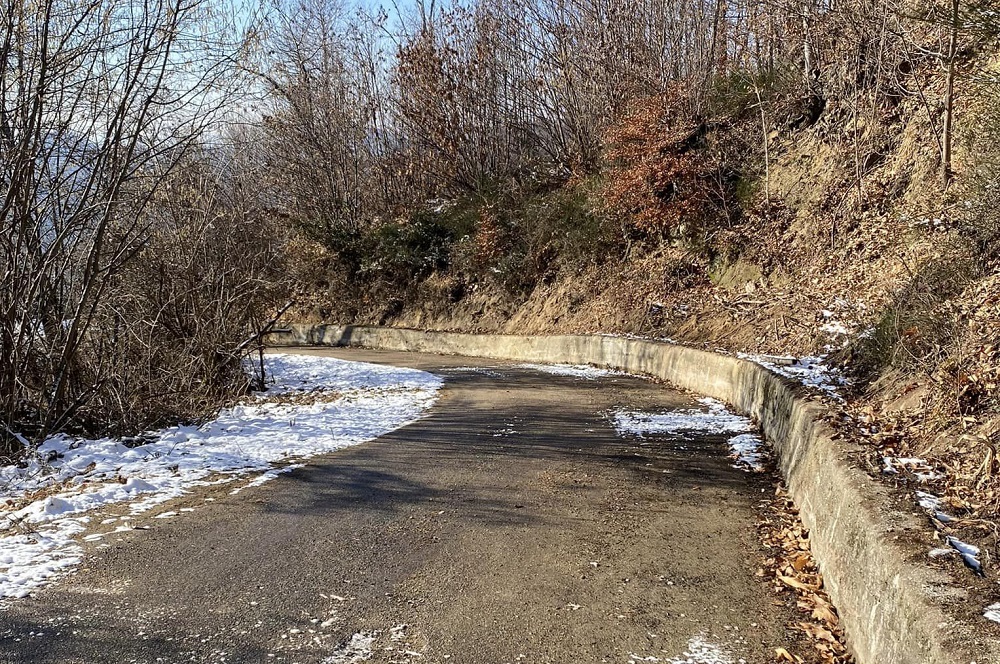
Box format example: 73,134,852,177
0,348,804,664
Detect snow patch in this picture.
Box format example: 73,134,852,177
0,354,442,601
946,536,983,575
819,321,851,337
656,635,733,664
915,490,954,523
738,354,847,401
882,457,944,482
321,632,376,663
230,464,305,495
614,398,751,438
726,433,765,472
985,603,1000,624
440,366,504,378
0,518,86,599
515,363,621,379
916,490,943,511
613,399,764,471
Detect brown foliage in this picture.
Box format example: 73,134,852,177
759,486,854,664
602,95,729,240
472,207,509,267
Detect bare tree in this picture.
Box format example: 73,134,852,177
942,0,960,186
0,0,263,449
253,0,984,297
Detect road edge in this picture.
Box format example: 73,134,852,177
268,324,988,664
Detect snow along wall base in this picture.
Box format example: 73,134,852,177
267,324,997,664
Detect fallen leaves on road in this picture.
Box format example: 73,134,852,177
774,646,803,662
758,485,853,664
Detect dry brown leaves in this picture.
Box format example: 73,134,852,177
832,272,1000,565
758,485,854,664
601,93,727,237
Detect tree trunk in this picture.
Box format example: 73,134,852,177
942,0,959,187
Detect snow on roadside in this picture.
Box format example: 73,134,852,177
613,398,764,472
726,434,765,473
614,398,751,438
229,464,305,496
629,634,735,664
914,489,990,576
915,490,955,523
946,536,984,576
738,353,847,401
882,456,945,482
0,354,442,601
442,362,622,380
667,635,734,664
440,366,505,378
321,632,376,664
515,363,622,379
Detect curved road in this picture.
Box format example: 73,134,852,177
1,348,803,663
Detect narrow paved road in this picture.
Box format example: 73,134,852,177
1,348,801,663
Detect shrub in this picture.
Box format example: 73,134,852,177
704,67,799,121
363,215,455,286
522,179,620,274
93,155,292,435
0,149,293,448
601,93,735,246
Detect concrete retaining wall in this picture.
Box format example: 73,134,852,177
270,324,987,664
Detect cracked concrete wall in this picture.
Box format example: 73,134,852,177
270,324,990,664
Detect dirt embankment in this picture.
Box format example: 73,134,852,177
298,90,969,360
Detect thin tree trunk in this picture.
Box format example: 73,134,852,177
802,1,813,86
754,84,770,207
942,0,959,187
